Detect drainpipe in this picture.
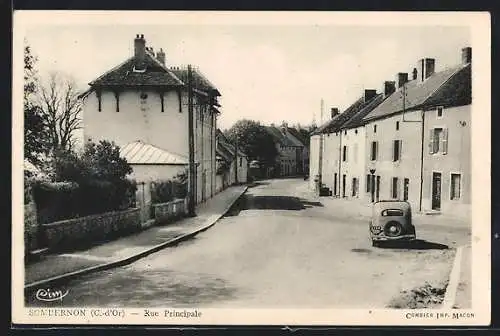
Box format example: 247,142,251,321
419,110,425,212
338,131,342,197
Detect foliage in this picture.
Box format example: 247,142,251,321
151,171,188,204
295,123,317,147
24,42,50,165
224,119,278,167
32,140,137,223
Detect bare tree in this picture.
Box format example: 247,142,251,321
36,72,82,152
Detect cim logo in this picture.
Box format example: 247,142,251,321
35,288,69,302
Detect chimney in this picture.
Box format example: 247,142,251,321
364,89,377,102
156,48,166,65
383,81,396,97
417,58,436,82
397,72,408,88
134,34,146,71
461,47,472,65
331,107,339,118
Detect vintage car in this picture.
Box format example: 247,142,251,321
369,200,416,247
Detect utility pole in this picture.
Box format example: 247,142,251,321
187,65,196,217
234,131,238,184
318,98,324,184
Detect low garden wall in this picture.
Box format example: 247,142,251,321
152,198,188,224
24,202,39,254
42,208,140,251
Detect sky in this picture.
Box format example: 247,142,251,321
20,13,471,130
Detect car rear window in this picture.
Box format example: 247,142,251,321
381,209,404,216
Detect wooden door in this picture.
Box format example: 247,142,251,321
432,172,442,210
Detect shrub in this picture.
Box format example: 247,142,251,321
151,171,188,204
32,140,137,223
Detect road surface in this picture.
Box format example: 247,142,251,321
26,178,470,308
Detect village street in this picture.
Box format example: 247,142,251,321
26,178,470,309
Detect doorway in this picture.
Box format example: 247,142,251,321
342,174,346,197
403,178,409,201
432,172,442,210
334,173,338,197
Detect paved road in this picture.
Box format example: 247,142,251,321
26,178,470,308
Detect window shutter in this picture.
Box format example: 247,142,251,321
442,128,448,154
390,177,393,198
399,140,402,160
375,142,378,160
429,129,435,154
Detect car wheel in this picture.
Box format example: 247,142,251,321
384,221,403,237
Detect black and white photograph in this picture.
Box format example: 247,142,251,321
12,11,490,326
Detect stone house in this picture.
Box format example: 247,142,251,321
215,130,248,192
363,47,472,217
309,46,471,219
265,123,307,177
80,34,220,205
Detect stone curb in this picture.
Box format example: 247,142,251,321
441,245,465,309
24,186,248,293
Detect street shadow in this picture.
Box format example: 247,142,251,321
378,239,449,250
246,181,271,189
224,195,323,216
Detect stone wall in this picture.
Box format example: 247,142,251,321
152,198,188,225
43,208,140,251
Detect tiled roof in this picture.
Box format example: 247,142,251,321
216,129,246,156
120,140,188,165
423,64,471,108
170,67,221,96
341,93,384,129
363,64,466,121
287,127,307,146
89,52,184,88
312,93,380,135
264,126,300,147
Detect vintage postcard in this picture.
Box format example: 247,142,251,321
12,11,491,326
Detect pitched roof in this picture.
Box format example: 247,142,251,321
216,129,246,157
170,67,221,96
341,93,384,129
423,64,471,108
264,126,301,147
312,93,381,135
120,141,188,165
287,127,306,145
363,64,468,121
89,52,184,88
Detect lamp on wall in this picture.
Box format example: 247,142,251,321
459,121,467,127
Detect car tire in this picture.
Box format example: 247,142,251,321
384,221,403,237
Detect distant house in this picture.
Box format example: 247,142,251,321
80,34,221,204
215,130,248,192
265,123,307,177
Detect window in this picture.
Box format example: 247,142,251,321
429,128,448,154
437,106,443,118
393,140,402,161
239,158,242,167
355,129,358,134
450,173,461,200
391,177,399,199
160,92,165,112
403,178,409,201
396,121,400,131
344,130,347,135
114,91,120,112
366,174,371,192
96,91,102,112
370,141,378,161
374,125,377,133
342,146,348,162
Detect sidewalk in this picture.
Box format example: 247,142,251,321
452,244,472,309
25,185,248,289
298,184,470,228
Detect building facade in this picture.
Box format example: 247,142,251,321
81,34,220,205
265,123,307,177
309,46,472,219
